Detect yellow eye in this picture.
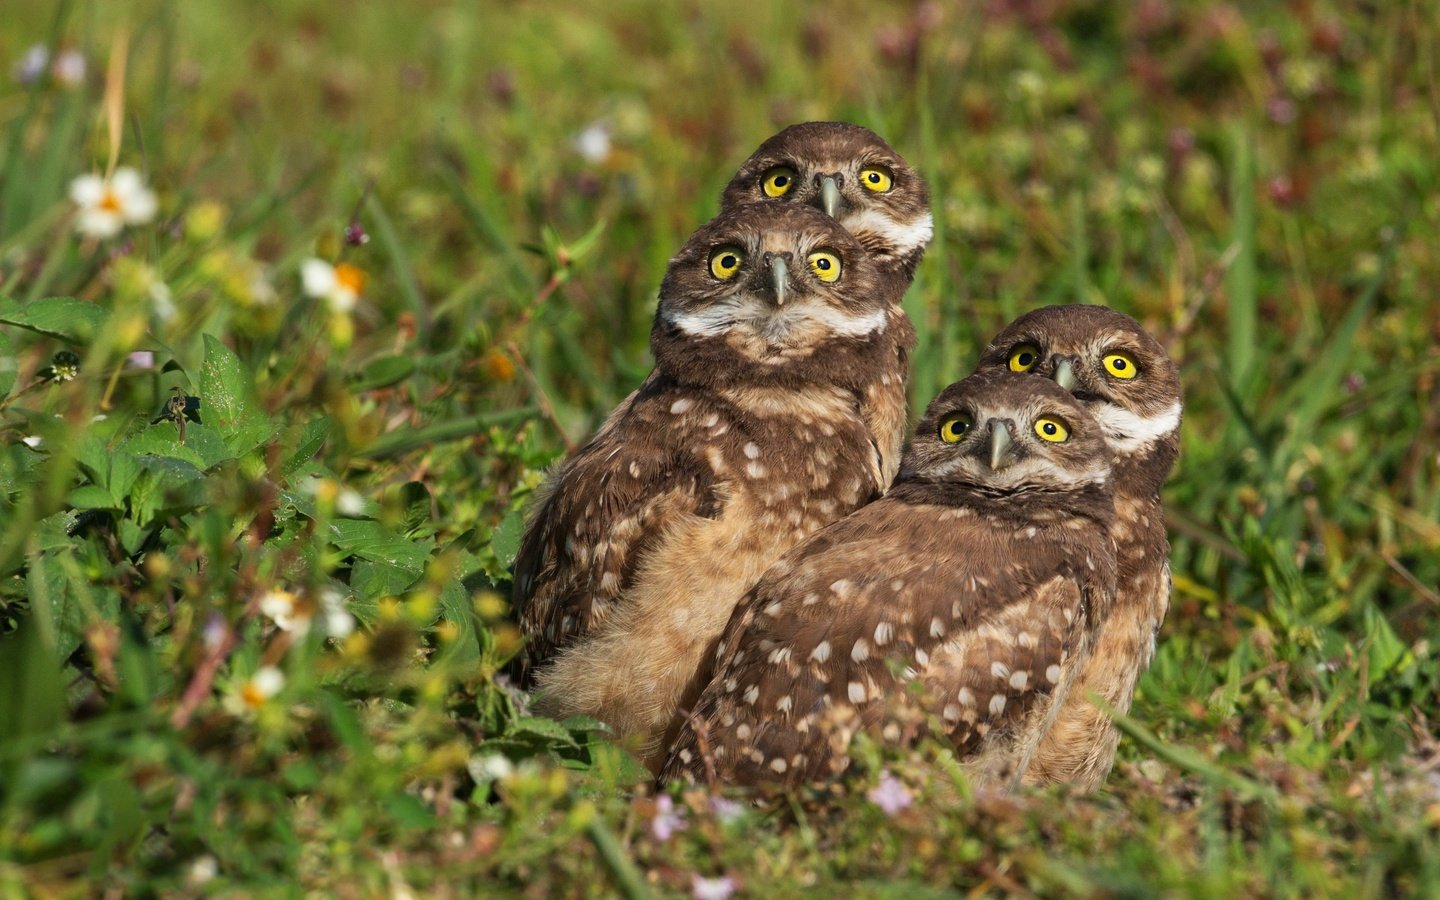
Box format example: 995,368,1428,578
859,167,893,192
939,413,973,444
1008,344,1041,373
1103,350,1139,380
807,251,842,283
762,167,797,198
1034,416,1070,442
709,247,744,280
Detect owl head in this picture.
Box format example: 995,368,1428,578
900,371,1112,495
721,122,933,279
652,202,890,390
974,305,1182,495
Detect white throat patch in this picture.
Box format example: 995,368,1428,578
662,293,887,340
1091,400,1181,456
842,208,934,259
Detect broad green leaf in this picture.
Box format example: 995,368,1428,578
435,579,479,665
130,456,207,526
350,558,419,605
67,484,121,511
124,422,234,470
327,519,429,574
0,296,109,343
281,417,332,477
506,715,580,749
351,355,415,391
491,508,526,570
198,334,268,446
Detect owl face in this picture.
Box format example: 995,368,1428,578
974,305,1182,480
901,372,1111,493
721,122,933,274
655,202,888,365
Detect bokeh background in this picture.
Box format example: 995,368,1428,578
1,0,1438,894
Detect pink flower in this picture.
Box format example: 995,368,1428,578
866,772,912,815
649,795,687,841
691,874,737,900
708,796,744,823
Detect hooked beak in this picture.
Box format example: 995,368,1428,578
769,256,789,306
988,421,1015,471
820,176,841,219
1052,357,1078,391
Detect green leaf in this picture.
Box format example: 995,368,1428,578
327,519,429,574
198,334,269,450
281,417,332,477
351,355,416,391
0,330,15,398
124,422,235,470
491,508,526,570
506,715,580,749
67,484,121,511
435,579,479,665
0,296,109,343
130,456,207,526
350,558,419,606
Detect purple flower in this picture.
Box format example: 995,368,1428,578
691,875,737,900
708,796,744,823
14,44,49,85
650,795,687,841
127,351,156,370
867,772,913,815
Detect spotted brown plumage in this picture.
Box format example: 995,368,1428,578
722,122,932,486
974,304,1183,791
512,203,898,772
659,373,1117,788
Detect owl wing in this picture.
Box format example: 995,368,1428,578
661,486,1106,786
511,379,720,680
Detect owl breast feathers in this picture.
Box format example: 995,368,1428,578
974,304,1183,790
660,372,1118,789
513,202,904,772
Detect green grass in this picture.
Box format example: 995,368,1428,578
2,0,1439,894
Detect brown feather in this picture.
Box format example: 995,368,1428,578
660,373,1117,789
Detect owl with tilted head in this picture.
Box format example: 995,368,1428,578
722,122,933,485
660,372,1117,789
974,304,1183,791
512,202,898,773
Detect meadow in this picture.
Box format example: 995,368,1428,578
1,0,1438,895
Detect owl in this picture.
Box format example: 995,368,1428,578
512,202,898,772
721,121,934,485
973,304,1183,791
659,372,1117,789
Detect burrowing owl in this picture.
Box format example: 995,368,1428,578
660,373,1117,789
974,304,1182,791
513,203,898,772
722,122,933,485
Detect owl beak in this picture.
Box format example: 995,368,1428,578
1052,357,1078,391
820,176,842,219
987,420,1016,471
769,256,789,306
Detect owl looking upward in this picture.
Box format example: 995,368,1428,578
975,304,1183,791
723,122,933,485
660,373,1117,789
513,203,897,772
